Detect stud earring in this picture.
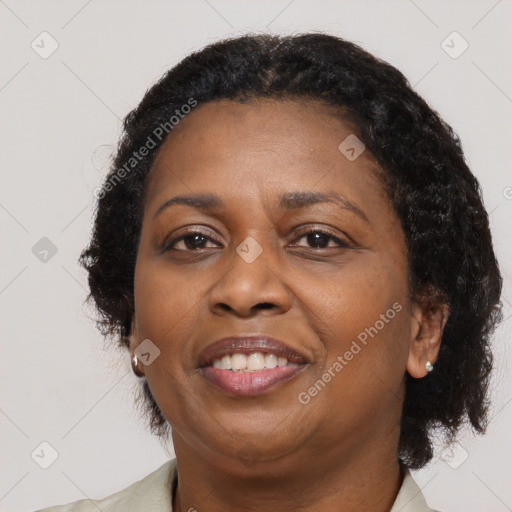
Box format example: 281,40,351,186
426,361,434,372
131,354,145,377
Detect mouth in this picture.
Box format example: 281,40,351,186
198,335,309,396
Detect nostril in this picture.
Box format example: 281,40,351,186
214,302,277,315
256,303,274,310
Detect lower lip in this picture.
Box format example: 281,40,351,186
201,365,305,396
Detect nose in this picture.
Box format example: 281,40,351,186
208,239,292,318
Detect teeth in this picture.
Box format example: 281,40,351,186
247,353,265,371
220,355,232,370
264,354,277,369
210,352,297,372
231,353,247,371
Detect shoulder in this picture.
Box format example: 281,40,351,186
35,459,177,512
390,468,441,512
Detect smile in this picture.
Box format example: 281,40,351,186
202,360,306,396
198,335,310,396
211,352,298,371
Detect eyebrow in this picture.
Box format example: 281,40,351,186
152,191,369,224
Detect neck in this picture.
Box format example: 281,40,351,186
171,430,403,512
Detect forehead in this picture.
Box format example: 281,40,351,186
144,98,391,218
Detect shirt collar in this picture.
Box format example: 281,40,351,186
131,459,437,512
389,468,438,512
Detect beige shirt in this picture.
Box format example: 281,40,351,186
36,459,439,512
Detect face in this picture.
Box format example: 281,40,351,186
131,98,420,472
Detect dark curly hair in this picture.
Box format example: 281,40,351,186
79,33,503,469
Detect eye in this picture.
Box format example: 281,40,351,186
289,228,352,249
163,230,222,252
162,227,353,253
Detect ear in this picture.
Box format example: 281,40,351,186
127,317,145,378
406,301,450,378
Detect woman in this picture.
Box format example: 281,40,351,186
37,33,503,512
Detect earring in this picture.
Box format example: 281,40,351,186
131,354,145,377
426,361,434,372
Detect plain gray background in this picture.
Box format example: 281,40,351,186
1,1,511,511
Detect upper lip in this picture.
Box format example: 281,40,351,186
198,335,309,367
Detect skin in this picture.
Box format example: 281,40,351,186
129,98,449,512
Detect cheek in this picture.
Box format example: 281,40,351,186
134,258,200,335
308,251,408,336
304,252,410,389
132,261,205,398
133,264,198,425
298,271,409,436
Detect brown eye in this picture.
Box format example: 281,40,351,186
290,229,352,249
164,231,221,252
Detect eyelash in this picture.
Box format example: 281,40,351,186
162,227,353,252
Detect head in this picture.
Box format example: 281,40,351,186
80,33,503,470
